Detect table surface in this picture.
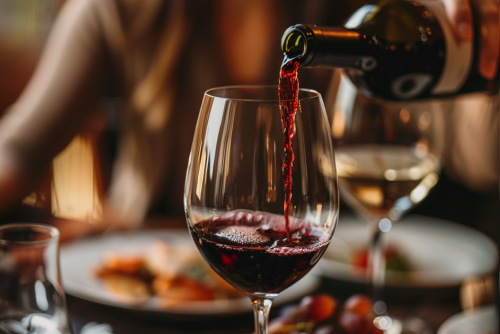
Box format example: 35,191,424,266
65,218,463,334
66,279,462,334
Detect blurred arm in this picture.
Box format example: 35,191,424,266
0,0,107,213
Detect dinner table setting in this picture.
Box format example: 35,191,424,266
55,210,495,334
1,194,496,334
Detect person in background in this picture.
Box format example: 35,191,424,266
0,0,496,241
0,0,346,240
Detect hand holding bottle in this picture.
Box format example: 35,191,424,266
443,0,499,79
281,0,498,100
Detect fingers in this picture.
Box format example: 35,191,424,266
442,0,498,79
442,0,474,41
471,0,499,79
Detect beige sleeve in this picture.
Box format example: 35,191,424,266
0,0,108,211
0,0,106,174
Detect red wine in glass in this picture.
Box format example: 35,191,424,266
189,210,330,295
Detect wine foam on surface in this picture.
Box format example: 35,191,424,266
214,226,270,246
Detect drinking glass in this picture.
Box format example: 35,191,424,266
332,76,443,329
185,86,339,334
0,223,73,334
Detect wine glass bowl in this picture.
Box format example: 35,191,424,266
333,88,443,224
184,86,338,333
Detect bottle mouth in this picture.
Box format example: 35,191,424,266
283,29,306,59
281,25,316,68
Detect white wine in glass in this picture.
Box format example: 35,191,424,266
336,144,440,222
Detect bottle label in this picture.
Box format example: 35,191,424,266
422,2,473,95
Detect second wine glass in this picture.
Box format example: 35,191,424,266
184,86,338,334
332,76,444,329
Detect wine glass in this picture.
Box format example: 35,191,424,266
184,86,338,334
332,75,443,330
0,223,73,334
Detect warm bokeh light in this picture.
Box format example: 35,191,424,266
51,135,103,222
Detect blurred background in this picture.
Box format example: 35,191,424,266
0,0,496,241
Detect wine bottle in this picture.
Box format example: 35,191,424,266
281,0,498,100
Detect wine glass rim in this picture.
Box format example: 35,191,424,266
0,223,60,246
204,85,321,102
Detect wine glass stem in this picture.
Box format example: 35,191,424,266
369,225,386,312
251,298,273,334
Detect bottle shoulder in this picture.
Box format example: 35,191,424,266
349,1,443,45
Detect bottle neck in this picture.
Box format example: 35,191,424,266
282,25,374,70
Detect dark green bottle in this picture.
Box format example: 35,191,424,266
282,0,498,100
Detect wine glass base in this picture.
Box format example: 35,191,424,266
0,313,67,334
375,315,433,334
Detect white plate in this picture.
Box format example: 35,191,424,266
437,306,498,334
60,229,320,316
319,215,498,287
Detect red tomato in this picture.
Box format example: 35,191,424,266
299,294,337,323
338,311,372,334
344,294,373,317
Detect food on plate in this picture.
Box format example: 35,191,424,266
94,239,243,306
351,244,413,277
94,252,152,279
268,293,383,334
99,275,150,303
327,242,414,278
